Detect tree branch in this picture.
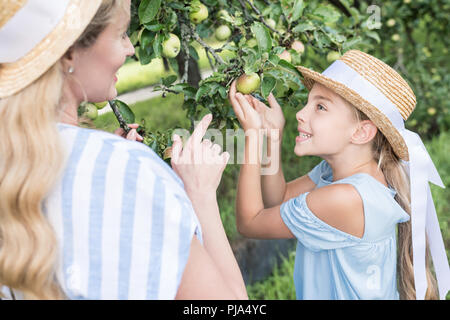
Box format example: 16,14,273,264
241,0,282,36
188,23,226,65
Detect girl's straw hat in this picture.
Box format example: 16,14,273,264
297,50,415,161
0,0,102,98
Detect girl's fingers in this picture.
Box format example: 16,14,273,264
235,92,257,119
228,81,245,120
267,93,282,111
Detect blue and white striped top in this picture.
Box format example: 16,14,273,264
2,123,202,300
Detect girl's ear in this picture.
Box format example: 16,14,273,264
351,120,378,145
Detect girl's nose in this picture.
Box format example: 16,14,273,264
296,106,307,123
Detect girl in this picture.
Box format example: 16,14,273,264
0,0,246,299
228,50,449,300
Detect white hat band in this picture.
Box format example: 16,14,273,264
0,0,70,63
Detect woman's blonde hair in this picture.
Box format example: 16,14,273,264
0,0,122,299
353,108,438,300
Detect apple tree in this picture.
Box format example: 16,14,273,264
90,0,385,160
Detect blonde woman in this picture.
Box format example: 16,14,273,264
0,0,247,300
228,50,449,299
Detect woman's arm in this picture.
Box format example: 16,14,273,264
183,192,248,299
171,114,248,300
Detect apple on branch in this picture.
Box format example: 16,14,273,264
215,25,232,41
236,72,261,94
189,1,208,24
162,33,181,58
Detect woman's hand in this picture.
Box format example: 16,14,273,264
171,114,230,198
229,80,285,141
114,123,144,142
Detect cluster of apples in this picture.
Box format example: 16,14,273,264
161,1,209,59
80,101,108,120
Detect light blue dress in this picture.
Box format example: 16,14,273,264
280,160,410,300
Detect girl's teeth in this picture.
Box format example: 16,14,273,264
300,133,311,138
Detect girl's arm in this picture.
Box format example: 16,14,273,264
229,83,293,238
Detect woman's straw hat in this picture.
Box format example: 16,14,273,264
0,0,102,98
297,50,416,161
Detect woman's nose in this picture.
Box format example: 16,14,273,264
126,37,135,57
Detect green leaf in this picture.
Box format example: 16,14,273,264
251,22,272,54
195,85,210,101
114,100,135,124
291,0,306,22
292,22,316,33
365,31,381,44
261,75,276,99
162,75,178,86
153,34,162,57
189,45,200,61
138,0,161,24
312,5,340,23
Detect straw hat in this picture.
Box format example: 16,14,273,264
0,0,102,99
297,50,416,161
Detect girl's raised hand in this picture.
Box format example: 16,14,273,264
171,114,230,197
246,93,285,141
228,80,262,132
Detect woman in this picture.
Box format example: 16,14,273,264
0,0,247,300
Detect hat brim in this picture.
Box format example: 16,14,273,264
0,0,102,99
297,65,409,161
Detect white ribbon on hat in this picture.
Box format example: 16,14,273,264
0,0,70,63
321,60,450,300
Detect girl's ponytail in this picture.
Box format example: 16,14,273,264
355,109,439,300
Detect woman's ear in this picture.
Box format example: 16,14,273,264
351,120,378,145
61,47,75,73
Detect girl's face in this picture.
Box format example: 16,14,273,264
294,82,359,158
69,0,134,103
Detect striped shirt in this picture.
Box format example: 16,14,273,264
2,123,202,300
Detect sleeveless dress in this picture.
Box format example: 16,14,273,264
280,160,410,299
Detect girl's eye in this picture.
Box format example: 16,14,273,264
122,31,128,39
317,104,326,111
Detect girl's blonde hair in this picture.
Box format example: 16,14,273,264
0,0,122,300
353,108,438,300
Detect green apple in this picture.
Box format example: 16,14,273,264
84,103,98,120
215,25,231,41
386,19,396,27
326,51,341,63
291,40,304,54
278,50,292,63
94,101,108,110
162,33,181,58
246,38,258,48
189,2,209,24
236,72,261,94
391,34,400,41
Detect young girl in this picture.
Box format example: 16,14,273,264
228,50,449,300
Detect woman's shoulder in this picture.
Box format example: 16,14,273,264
57,123,185,192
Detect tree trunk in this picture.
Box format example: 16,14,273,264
176,51,202,88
